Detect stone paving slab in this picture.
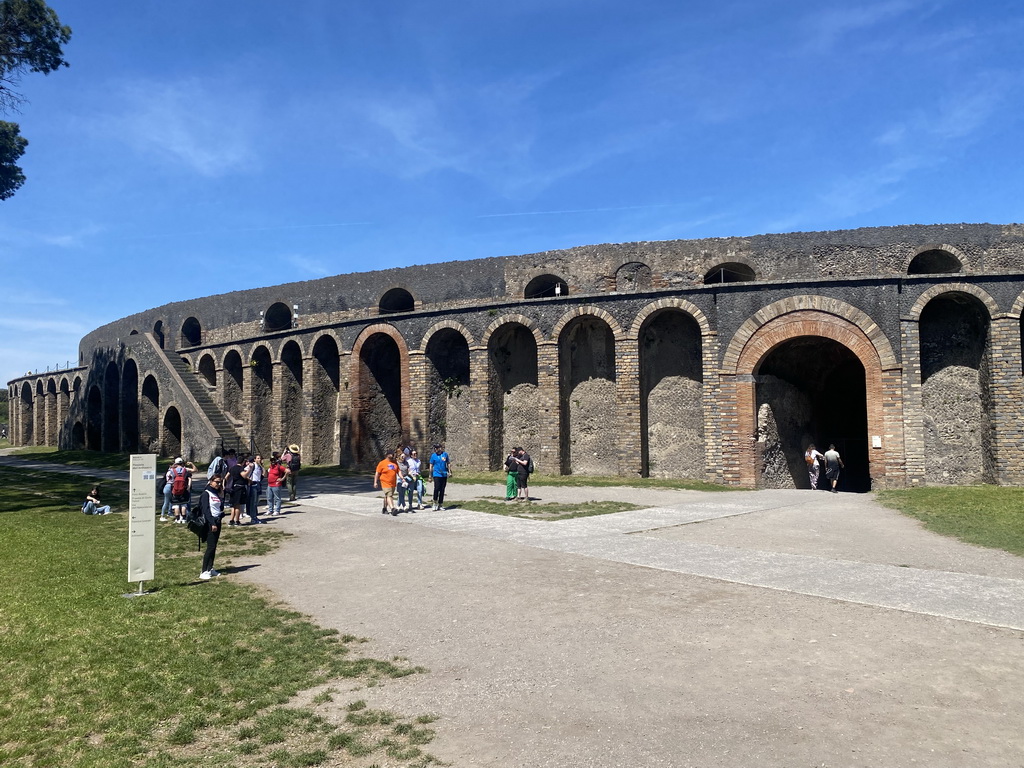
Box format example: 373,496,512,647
310,490,1024,630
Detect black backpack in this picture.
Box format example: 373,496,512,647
288,453,301,472
186,500,208,550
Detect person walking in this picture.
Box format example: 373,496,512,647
199,474,225,580
429,443,451,511
374,451,400,515
226,456,251,526
266,453,287,516
805,443,825,490
407,449,424,510
823,444,845,493
282,444,301,501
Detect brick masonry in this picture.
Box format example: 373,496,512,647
9,223,1024,489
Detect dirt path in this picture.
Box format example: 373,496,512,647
238,486,1024,767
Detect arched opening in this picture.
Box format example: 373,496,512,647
129,329,139,336
615,262,653,293
640,310,704,478
122,360,139,453
755,337,869,492
310,336,340,465
181,316,202,347
920,293,992,484
35,381,44,445
264,302,293,333
86,385,102,450
71,421,85,449
355,333,403,464
153,321,165,349
45,378,57,446
198,354,217,388
487,323,539,469
20,384,33,446
223,350,244,423
162,407,182,458
140,375,160,453
559,316,616,475
250,346,274,455
58,379,70,444
281,341,304,452
909,249,962,275
379,288,415,314
525,274,568,299
103,361,120,452
425,329,472,458
704,262,756,284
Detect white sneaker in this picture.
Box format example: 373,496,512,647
159,516,168,522
199,571,212,580
209,569,220,577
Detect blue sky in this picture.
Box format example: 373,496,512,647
3,0,1023,386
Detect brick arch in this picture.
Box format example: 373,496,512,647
1011,289,1024,318
349,323,411,464
419,320,475,352
721,302,904,489
906,283,999,321
724,295,898,373
904,243,970,273
551,305,625,341
480,314,545,348
219,345,248,369
629,298,712,339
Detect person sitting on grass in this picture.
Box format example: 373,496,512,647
82,485,112,515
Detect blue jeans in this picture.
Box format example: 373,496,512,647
268,486,284,515
161,484,172,516
247,484,262,520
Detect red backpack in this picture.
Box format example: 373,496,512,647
171,466,188,496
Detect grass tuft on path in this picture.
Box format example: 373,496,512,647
876,486,1024,557
451,498,642,521
0,466,440,767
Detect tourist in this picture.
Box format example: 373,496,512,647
227,456,251,526
266,453,287,516
805,443,825,490
823,444,845,494
159,464,174,521
282,443,301,501
199,474,225,580
429,442,451,511
396,449,413,512
407,449,424,509
515,447,532,500
374,451,399,515
82,485,112,515
504,448,519,500
247,454,265,524
169,458,196,524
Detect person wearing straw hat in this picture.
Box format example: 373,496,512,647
282,443,302,501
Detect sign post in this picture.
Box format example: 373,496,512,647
127,454,157,597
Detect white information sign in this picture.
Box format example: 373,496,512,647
128,454,157,584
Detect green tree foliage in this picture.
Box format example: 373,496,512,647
0,0,70,199
0,388,9,425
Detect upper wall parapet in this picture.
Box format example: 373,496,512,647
76,223,1024,360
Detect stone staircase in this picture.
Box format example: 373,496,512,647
167,353,246,452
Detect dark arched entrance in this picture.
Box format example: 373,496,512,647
756,337,870,492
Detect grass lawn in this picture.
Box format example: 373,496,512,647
0,467,441,768
7,446,175,474
876,486,1024,557
450,498,642,521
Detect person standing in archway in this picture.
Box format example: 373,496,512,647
823,444,845,493
805,443,824,490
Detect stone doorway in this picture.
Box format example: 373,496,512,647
756,337,870,492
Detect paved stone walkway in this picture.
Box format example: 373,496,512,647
309,487,1024,631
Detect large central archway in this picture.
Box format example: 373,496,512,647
756,337,869,491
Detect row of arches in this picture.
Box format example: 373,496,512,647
11,283,1022,488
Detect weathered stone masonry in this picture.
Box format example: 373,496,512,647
10,223,1024,489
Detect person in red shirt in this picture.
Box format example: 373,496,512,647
374,451,400,516
266,453,289,516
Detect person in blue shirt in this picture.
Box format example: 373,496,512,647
428,443,451,511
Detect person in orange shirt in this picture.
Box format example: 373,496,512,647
374,451,400,516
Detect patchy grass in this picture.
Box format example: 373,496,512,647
450,498,642,521
0,467,441,767
7,445,174,473
449,470,736,493
876,486,1024,557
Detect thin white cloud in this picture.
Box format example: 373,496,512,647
286,255,332,277
96,77,259,177
801,0,929,54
